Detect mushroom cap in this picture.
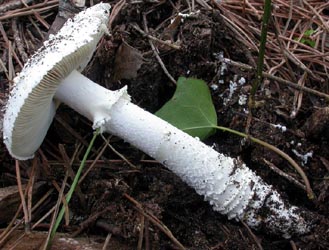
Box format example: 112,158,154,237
3,3,111,160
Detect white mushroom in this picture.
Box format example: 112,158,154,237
3,3,310,237
3,3,111,159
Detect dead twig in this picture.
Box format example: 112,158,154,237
290,72,307,118
101,134,139,169
143,13,176,84
102,233,112,250
27,158,38,230
78,139,108,184
0,0,58,21
137,214,144,250
263,158,306,191
15,160,30,232
31,188,56,229
131,23,181,50
58,144,86,209
54,116,97,153
124,193,186,250
11,19,28,63
0,22,23,70
241,221,263,250
0,4,58,22
108,0,126,29
0,0,33,13
71,206,116,237
42,169,69,250
0,204,23,248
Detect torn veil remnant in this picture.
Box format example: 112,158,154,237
3,3,311,238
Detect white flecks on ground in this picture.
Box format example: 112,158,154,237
223,80,237,105
214,52,227,76
210,84,219,91
223,76,246,106
238,77,246,85
272,123,287,132
290,110,297,118
238,94,247,105
292,149,313,165
178,10,200,22
220,62,227,76
243,108,249,114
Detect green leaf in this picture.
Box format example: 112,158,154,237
156,77,217,140
303,29,315,37
300,38,316,48
294,29,315,48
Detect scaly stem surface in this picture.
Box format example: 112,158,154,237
54,70,310,237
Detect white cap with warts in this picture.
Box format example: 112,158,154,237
3,3,111,160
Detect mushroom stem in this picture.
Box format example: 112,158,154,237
55,70,310,237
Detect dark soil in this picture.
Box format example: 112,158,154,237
1,0,329,249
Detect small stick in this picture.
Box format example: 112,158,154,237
32,205,56,230
291,72,307,118
143,14,176,84
42,170,69,250
245,0,261,20
108,0,125,29
0,184,50,244
0,204,23,248
290,240,298,250
12,19,28,62
55,116,94,150
0,0,33,13
263,158,306,191
195,0,212,10
0,58,10,79
130,24,181,50
137,214,145,250
101,134,138,169
0,23,23,69
144,218,150,250
102,233,112,250
15,160,30,232
1,0,58,15
39,149,71,213
25,28,38,51
58,144,86,208
124,193,186,250
302,0,329,33
241,221,263,250
79,140,107,184
31,9,51,29
28,16,45,40
72,206,115,237
27,158,38,227
0,4,58,21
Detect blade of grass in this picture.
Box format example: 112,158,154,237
249,0,272,100
47,128,100,249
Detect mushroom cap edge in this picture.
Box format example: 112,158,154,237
3,3,111,160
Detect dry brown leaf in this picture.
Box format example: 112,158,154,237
113,41,144,81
